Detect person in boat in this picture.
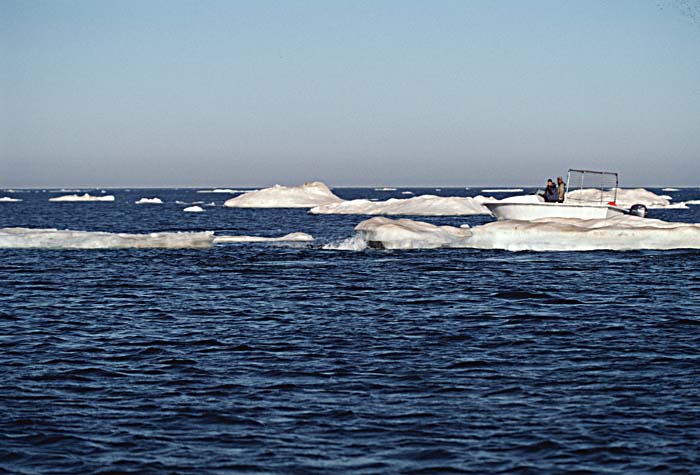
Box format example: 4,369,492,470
557,176,566,203
544,179,558,202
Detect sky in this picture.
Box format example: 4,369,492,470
1,0,699,187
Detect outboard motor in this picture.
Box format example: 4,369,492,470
629,204,648,218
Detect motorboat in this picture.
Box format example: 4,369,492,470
483,169,638,221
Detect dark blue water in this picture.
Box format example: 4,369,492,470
2,187,700,474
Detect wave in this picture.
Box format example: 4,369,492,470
0,228,214,249
346,216,700,252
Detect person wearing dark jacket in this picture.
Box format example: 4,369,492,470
544,179,558,202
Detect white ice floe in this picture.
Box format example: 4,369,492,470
348,216,700,252
0,228,214,249
214,232,313,243
197,189,256,194
481,188,524,193
662,188,680,192
223,182,343,208
183,206,204,212
566,188,679,209
374,187,397,191
0,197,22,202
49,193,115,202
310,194,494,216
401,191,414,195
176,200,204,205
135,197,163,205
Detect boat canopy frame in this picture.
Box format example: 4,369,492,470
565,169,619,204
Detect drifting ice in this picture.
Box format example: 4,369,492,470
481,188,524,193
135,197,163,204
183,206,204,212
224,182,342,208
197,189,255,194
214,232,314,243
567,188,679,209
350,216,700,252
310,195,494,216
0,228,214,249
0,197,22,202
49,193,115,202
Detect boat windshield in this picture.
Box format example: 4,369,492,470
565,169,619,204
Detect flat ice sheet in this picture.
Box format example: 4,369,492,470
214,232,313,243
310,195,494,216
49,193,115,202
349,216,700,251
0,228,214,249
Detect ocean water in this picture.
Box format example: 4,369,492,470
2,187,700,474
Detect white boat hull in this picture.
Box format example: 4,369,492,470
484,202,627,221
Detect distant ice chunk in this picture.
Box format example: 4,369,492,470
686,200,700,205
49,193,115,202
0,197,22,202
481,188,524,193
223,182,342,208
135,197,163,204
0,228,213,249
348,216,700,252
214,232,313,243
374,187,397,191
567,188,676,209
662,188,680,191
401,191,414,195
197,189,257,194
183,206,204,212
310,194,493,216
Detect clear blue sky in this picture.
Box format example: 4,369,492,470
2,0,699,187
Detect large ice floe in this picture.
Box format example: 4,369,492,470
310,195,494,216
342,216,700,252
214,232,313,243
49,193,115,202
567,188,683,209
223,182,342,208
0,228,214,249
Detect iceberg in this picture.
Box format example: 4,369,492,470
566,188,677,209
135,197,163,204
0,228,213,249
214,232,313,243
183,206,204,212
349,216,700,252
310,194,493,216
49,193,115,202
223,182,342,208
0,197,22,202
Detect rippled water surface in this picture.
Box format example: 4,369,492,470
2,188,700,474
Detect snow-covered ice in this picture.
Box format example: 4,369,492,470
662,188,680,191
224,182,343,208
214,232,313,243
183,206,204,212
374,187,397,191
686,200,700,205
49,193,115,202
566,188,678,209
0,228,214,249
135,197,163,204
0,197,22,202
348,216,700,252
310,194,494,216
